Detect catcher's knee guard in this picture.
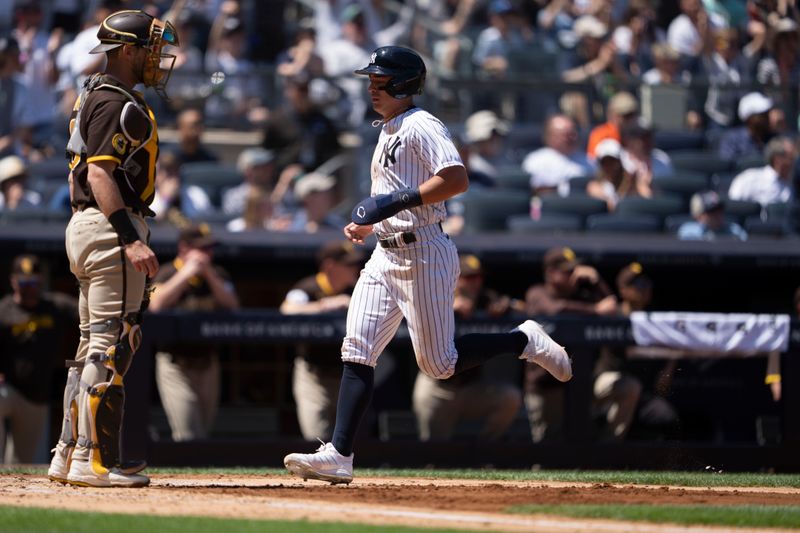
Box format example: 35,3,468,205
81,314,142,471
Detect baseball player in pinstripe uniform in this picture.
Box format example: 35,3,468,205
284,46,571,484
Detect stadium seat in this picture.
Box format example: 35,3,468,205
180,162,243,207
503,124,543,163
668,150,731,176
27,157,69,181
507,47,558,78
654,130,705,152
654,173,709,199
507,213,583,233
734,155,766,173
615,195,685,218
493,166,530,190
744,216,786,237
539,194,607,221
664,214,694,233
585,213,663,233
565,175,593,195
765,202,790,221
711,172,735,195
459,190,530,233
724,200,762,223
0,208,57,225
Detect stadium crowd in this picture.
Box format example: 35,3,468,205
0,0,798,459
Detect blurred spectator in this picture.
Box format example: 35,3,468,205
764,286,800,403
204,11,264,126
150,151,213,223
463,109,510,182
421,0,479,75
616,263,679,438
755,18,799,87
619,119,672,195
472,0,533,79
11,0,60,158
561,15,624,83
222,148,276,216
642,42,691,85
280,240,363,440
0,254,78,463
149,224,239,441
226,184,287,232
613,0,665,78
261,74,342,179
0,155,41,210
667,0,718,60
677,190,748,240
0,37,33,158
586,139,641,210
59,2,120,90
728,135,796,205
701,27,751,129
718,92,775,160
316,4,372,127
276,18,324,80
586,92,639,159
523,247,618,442
412,254,523,442
522,114,594,196
171,108,219,165
287,172,346,233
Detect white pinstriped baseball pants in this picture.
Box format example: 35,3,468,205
341,229,459,379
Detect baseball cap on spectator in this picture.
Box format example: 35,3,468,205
543,246,580,272
11,254,41,279
595,138,621,161
459,254,484,276
465,110,510,143
616,262,652,289
690,190,723,217
774,17,798,35
488,0,514,15
179,223,217,248
294,172,336,200
573,15,608,39
237,148,274,172
317,240,365,266
0,155,27,185
738,92,773,122
608,92,638,116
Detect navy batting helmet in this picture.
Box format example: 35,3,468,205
354,46,426,99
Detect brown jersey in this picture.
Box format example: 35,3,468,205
67,74,159,214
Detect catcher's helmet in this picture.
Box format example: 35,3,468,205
354,46,426,99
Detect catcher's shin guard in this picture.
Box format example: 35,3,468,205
83,315,142,472
49,365,81,482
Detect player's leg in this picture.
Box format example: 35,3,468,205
460,381,523,441
411,372,460,441
285,261,403,483
155,352,207,440
5,385,49,463
292,356,338,441
594,371,642,440
67,209,149,487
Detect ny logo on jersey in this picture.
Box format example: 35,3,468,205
380,137,402,168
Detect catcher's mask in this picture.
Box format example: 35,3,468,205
90,10,180,99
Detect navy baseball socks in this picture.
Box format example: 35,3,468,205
454,321,572,382
284,362,371,484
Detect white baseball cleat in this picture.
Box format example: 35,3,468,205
66,459,150,488
47,445,72,484
284,442,353,485
515,320,572,382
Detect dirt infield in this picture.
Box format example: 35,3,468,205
2,473,799,532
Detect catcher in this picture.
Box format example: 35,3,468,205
47,9,178,487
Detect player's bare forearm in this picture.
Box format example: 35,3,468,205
419,165,468,204
87,161,127,217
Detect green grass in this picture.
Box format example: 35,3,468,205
0,507,472,533
4,466,800,488
508,503,800,529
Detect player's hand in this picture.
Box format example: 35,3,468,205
125,241,159,277
319,294,351,311
344,222,374,244
594,295,618,316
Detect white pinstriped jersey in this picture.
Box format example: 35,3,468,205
340,106,464,379
370,107,463,235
